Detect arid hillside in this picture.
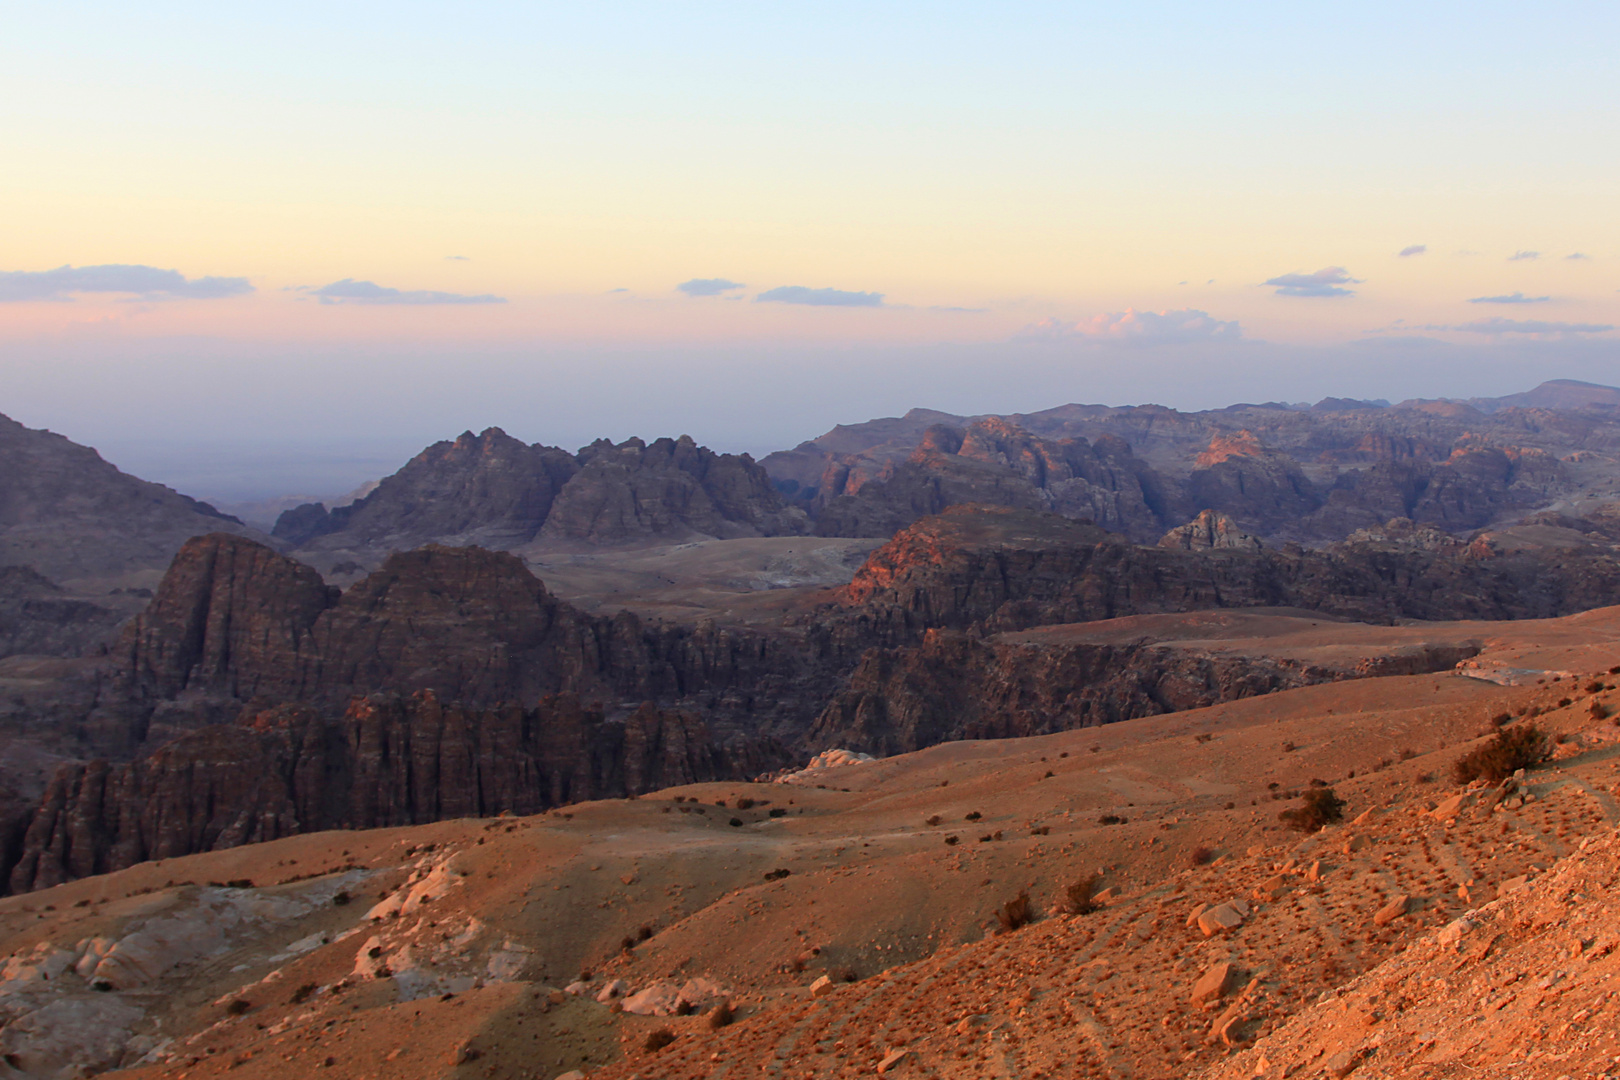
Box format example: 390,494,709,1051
2,606,1619,1079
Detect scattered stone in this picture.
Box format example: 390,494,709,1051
1431,793,1471,819
810,975,836,998
876,1047,911,1073
1255,874,1289,900
1373,895,1410,926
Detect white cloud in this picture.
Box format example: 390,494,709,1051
1262,267,1361,297
676,278,746,297
1398,245,1427,257
1507,250,1540,261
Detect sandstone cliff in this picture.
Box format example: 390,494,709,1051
105,533,834,751
810,618,1481,755
9,691,763,892
824,505,1620,648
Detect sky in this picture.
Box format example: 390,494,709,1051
2,2,1618,500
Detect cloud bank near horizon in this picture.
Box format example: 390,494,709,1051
1016,308,1242,345
755,285,884,307
1421,317,1614,336
0,264,253,302
1468,292,1550,305
312,279,505,305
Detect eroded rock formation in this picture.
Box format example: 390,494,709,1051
9,692,758,892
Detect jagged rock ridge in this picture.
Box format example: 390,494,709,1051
766,381,1617,542
274,429,807,551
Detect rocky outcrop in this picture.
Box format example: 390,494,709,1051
105,533,834,747
540,436,806,545
273,428,580,549
810,627,1478,756
0,411,249,583
822,505,1620,648
9,691,760,891
1186,431,1321,534
276,429,804,553
1159,510,1262,552
812,419,1170,541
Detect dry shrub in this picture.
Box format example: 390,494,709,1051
964,811,982,821
1453,725,1550,784
1188,845,1214,867
925,814,941,826
735,797,756,810
289,983,317,1005
1096,814,1126,826
643,1029,676,1052
225,999,252,1016
1062,875,1100,915
995,891,1033,933
638,924,653,941
1279,787,1345,833
944,835,959,846
708,1000,736,1029
763,868,791,881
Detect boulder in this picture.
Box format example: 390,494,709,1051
1196,903,1245,936
1191,961,1236,1005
